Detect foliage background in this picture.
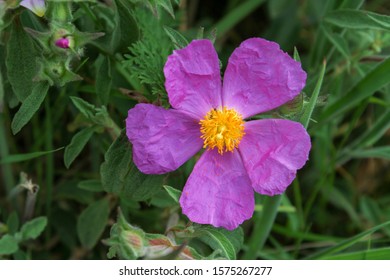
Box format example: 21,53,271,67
1,0,390,260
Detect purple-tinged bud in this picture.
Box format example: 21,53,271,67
55,38,70,49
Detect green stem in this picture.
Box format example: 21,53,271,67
0,111,15,194
44,98,54,222
242,195,282,260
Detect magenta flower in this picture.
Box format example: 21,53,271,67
126,38,311,230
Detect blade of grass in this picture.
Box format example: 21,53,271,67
300,60,327,129
326,247,390,260
242,195,282,259
214,0,266,39
0,147,63,164
305,220,390,259
320,57,390,122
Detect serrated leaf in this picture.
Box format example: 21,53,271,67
191,225,243,260
163,185,181,203
64,126,95,168
164,26,188,49
0,235,19,255
6,21,38,102
11,81,49,134
95,55,112,105
77,199,110,249
100,130,163,201
20,216,47,241
78,180,103,192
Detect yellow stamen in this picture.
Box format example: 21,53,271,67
199,107,245,154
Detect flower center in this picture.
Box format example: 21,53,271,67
199,107,245,154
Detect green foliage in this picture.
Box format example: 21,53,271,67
11,81,49,135
0,216,47,257
77,199,110,249
6,20,38,102
18,217,48,240
95,55,112,105
1,0,390,261
0,235,18,255
100,131,163,201
64,126,95,168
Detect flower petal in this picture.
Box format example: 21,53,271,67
20,0,46,17
180,149,254,230
126,104,203,174
222,38,306,118
239,119,311,195
164,39,222,119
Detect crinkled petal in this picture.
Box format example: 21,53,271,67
222,38,306,118
180,149,254,230
239,119,311,196
126,104,203,174
164,39,222,119
20,0,46,17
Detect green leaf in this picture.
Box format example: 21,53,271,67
109,0,139,53
69,96,96,120
320,57,390,122
78,179,103,192
322,25,350,60
325,9,390,30
191,225,243,260
306,220,390,259
164,26,189,49
293,47,301,62
163,185,181,203
327,247,390,260
0,234,19,255
6,21,38,102
95,55,112,105
100,130,163,201
6,212,19,235
77,199,110,249
299,60,326,128
349,146,390,160
0,147,63,164
64,126,95,169
20,216,47,241
11,81,50,134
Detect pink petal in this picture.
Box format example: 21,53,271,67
222,38,306,118
164,40,222,119
239,119,311,195
180,149,254,230
126,104,203,174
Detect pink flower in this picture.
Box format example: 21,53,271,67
126,38,311,230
